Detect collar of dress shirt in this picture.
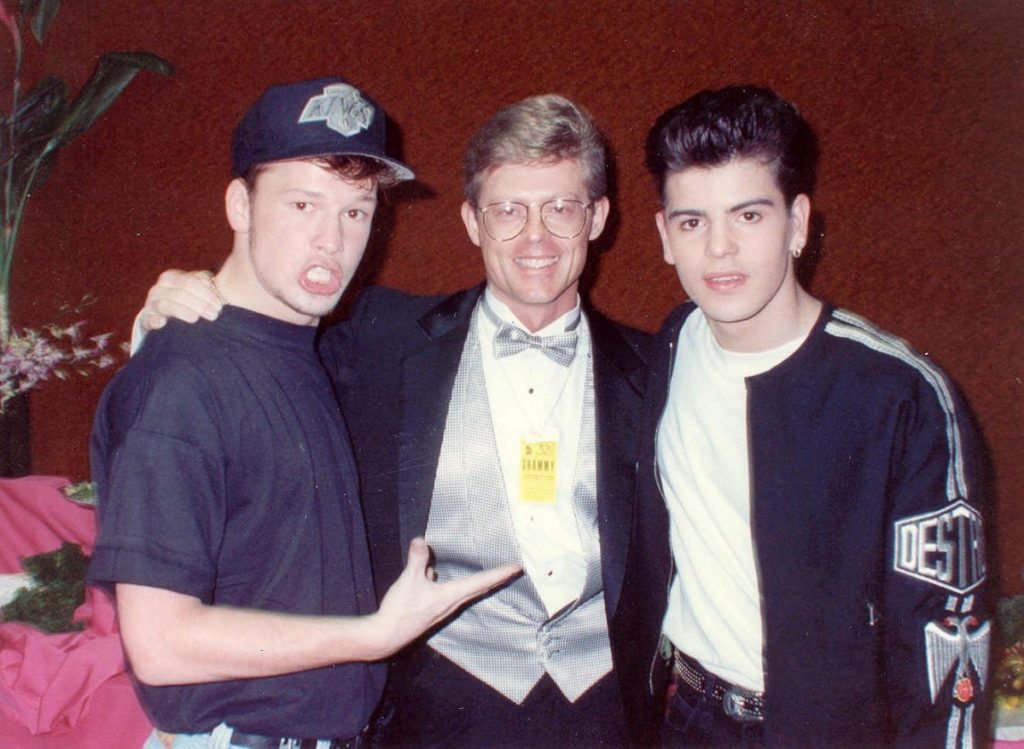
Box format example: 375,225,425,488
480,287,582,338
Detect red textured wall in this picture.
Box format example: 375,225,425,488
7,1,1021,594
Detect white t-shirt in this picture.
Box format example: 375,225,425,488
658,309,806,691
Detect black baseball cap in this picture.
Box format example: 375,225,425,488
231,77,414,182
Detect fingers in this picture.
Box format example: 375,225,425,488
373,542,520,655
141,311,167,331
402,537,432,577
155,268,195,289
143,269,223,328
151,297,216,324
445,564,522,604
402,537,519,607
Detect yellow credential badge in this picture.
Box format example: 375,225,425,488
520,438,557,503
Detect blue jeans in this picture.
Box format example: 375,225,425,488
661,683,765,748
142,724,337,749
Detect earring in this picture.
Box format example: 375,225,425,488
792,246,803,259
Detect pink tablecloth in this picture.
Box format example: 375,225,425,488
0,475,152,748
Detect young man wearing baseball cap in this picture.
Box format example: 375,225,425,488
87,78,518,749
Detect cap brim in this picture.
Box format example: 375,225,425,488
367,155,415,183
299,148,414,183
235,148,415,183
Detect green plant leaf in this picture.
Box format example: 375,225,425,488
1,78,66,201
8,76,67,146
47,52,173,154
10,140,58,202
0,114,8,164
29,0,60,43
1,80,64,173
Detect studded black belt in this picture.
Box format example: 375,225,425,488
228,729,364,749
672,649,765,723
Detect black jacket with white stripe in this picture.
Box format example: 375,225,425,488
643,302,992,748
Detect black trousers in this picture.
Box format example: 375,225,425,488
385,647,630,748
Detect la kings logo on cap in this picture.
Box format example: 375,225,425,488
298,83,374,137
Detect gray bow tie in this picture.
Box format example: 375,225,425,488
494,325,578,367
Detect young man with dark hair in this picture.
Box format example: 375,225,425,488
644,85,991,748
87,78,517,749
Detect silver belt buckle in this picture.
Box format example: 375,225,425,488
722,688,763,723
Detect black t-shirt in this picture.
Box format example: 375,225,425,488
88,306,384,738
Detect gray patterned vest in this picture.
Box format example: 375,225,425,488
424,306,613,703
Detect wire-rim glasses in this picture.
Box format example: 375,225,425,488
477,199,593,241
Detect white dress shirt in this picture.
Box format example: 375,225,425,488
477,289,590,616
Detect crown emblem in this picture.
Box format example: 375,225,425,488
298,83,374,136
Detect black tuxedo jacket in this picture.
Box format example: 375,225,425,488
320,284,670,744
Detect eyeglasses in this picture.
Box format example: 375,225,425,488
476,199,593,241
